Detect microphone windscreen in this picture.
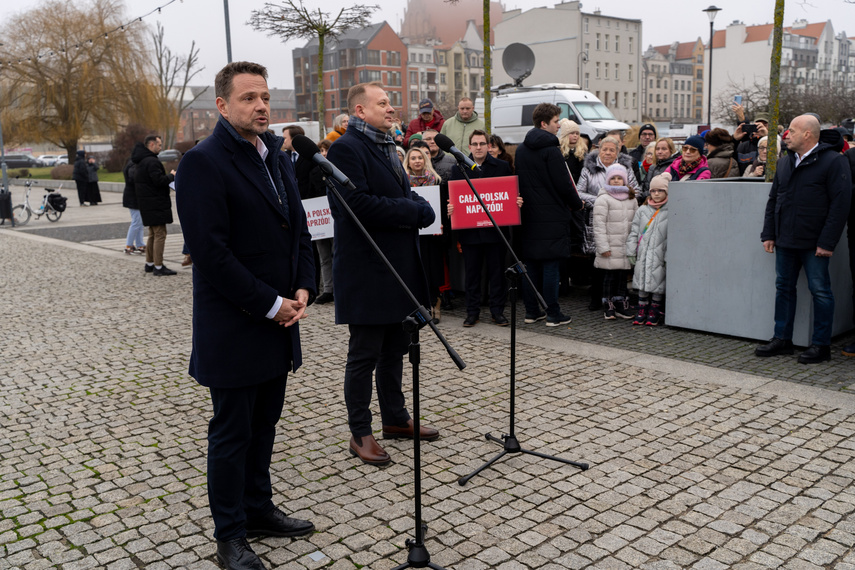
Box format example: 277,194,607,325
434,133,456,152
291,134,320,158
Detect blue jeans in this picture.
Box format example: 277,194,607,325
774,247,834,346
522,259,561,318
126,209,145,247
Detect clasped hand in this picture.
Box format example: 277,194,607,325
273,289,310,327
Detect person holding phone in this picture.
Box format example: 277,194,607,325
732,102,770,174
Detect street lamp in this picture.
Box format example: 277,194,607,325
577,50,588,88
703,5,722,127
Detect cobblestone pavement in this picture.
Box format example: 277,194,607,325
3,229,855,569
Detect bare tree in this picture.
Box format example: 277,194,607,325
248,0,377,137
766,0,785,181
151,23,205,148
0,0,158,161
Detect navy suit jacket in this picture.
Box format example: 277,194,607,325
175,118,315,388
327,126,434,325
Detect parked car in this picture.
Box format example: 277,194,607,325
1,153,38,168
36,154,59,167
55,156,69,165
158,149,182,162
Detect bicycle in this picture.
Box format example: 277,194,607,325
11,180,66,226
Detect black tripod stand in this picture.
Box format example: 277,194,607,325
458,265,588,485
316,151,463,569
437,146,588,486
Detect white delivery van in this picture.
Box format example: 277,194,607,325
269,120,322,142
475,84,629,144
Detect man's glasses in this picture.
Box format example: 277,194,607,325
470,142,488,147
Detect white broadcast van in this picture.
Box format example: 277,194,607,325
475,84,630,145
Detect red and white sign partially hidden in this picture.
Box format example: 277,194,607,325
449,175,521,230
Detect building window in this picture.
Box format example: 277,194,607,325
649,79,653,88
605,34,610,52
367,50,381,65
440,73,446,84
629,37,634,54
656,108,660,117
632,93,637,108
616,35,620,52
605,62,609,78
628,64,633,81
696,69,703,79
656,79,661,88
388,51,401,66
596,62,600,78
410,71,418,84
359,69,381,82
615,64,619,80
697,55,703,63
388,71,401,86
664,94,668,103
649,93,653,103
623,92,627,107
584,18,589,32
438,53,445,64
585,72,590,89
389,91,401,106
596,34,601,50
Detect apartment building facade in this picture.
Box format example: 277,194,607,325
642,39,704,124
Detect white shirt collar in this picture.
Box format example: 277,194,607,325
254,136,268,161
795,142,819,167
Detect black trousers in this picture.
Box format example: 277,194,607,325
207,374,287,541
75,180,87,205
462,242,507,317
344,323,411,438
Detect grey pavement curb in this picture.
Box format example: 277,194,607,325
445,316,855,414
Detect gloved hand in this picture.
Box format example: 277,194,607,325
628,256,636,265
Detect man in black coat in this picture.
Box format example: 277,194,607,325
72,150,89,206
449,129,514,327
175,61,317,570
756,115,851,364
843,147,855,357
515,103,583,327
327,81,439,467
133,135,176,276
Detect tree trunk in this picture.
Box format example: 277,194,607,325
766,0,785,182
482,0,491,133
317,33,327,137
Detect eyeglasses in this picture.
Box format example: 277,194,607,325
470,142,488,147
682,146,699,153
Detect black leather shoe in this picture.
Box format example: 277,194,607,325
216,538,267,570
144,264,154,274
153,265,177,276
491,314,509,326
754,337,794,357
798,344,831,364
315,292,334,304
245,506,314,538
463,315,479,327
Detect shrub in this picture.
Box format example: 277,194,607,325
106,123,150,172
51,165,74,180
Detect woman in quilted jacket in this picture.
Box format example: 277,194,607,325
593,163,638,320
627,172,670,326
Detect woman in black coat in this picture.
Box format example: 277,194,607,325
72,150,89,206
86,157,102,205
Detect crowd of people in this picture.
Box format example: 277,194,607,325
121,63,854,570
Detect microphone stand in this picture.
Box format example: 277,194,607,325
325,177,463,570
450,161,589,486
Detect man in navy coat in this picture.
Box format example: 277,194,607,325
327,82,439,466
175,61,316,570
449,129,515,327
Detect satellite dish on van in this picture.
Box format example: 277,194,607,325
503,43,535,87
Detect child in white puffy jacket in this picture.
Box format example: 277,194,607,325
626,172,670,325
593,164,638,320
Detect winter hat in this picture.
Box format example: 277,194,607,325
76,150,86,157
704,128,733,147
753,112,770,124
639,123,657,137
683,135,706,151
605,163,628,186
648,172,671,193
419,98,434,113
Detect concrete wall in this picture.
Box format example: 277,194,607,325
666,180,854,346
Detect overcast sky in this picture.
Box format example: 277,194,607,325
5,0,855,89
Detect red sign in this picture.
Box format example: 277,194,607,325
449,176,521,230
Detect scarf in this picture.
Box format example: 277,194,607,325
647,195,668,208
604,185,630,201
409,171,438,187
349,115,405,184
642,159,652,173
678,157,701,179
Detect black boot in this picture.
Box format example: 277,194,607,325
754,337,794,357
798,344,831,364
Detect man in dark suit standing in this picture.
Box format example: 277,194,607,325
327,81,439,466
175,61,316,570
449,129,515,327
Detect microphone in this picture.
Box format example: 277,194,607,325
434,133,481,173
291,134,356,190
